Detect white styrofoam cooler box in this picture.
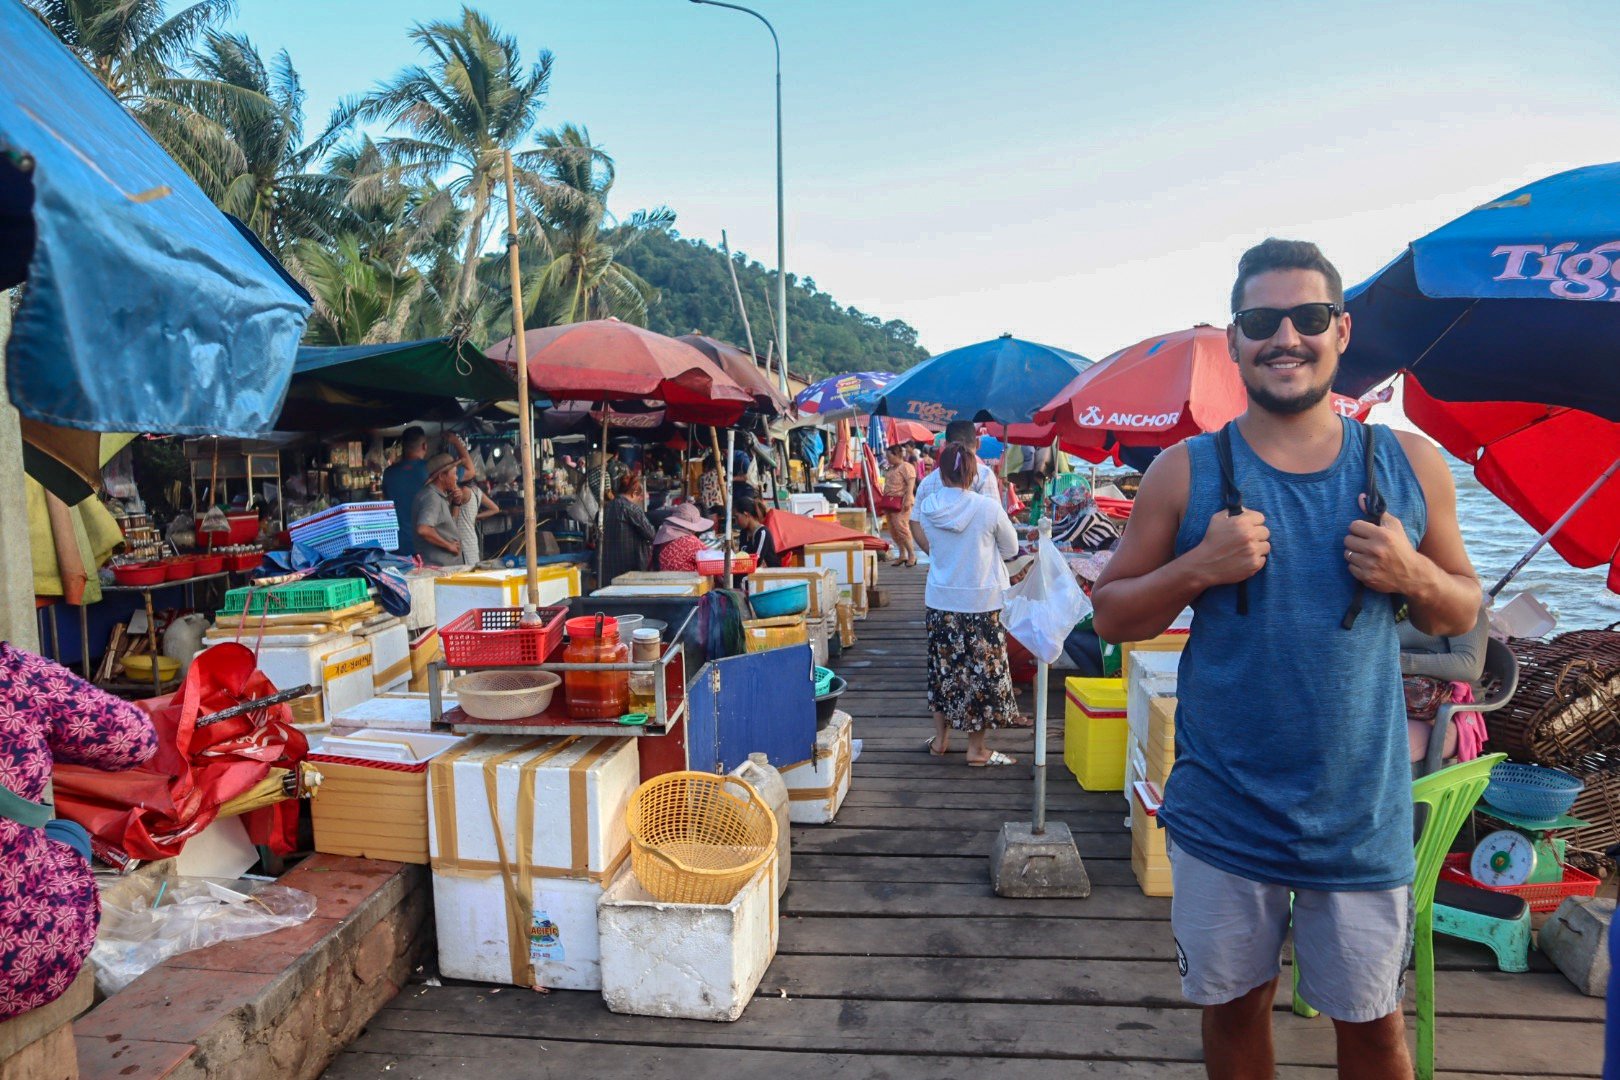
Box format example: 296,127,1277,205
332,692,442,731
787,493,831,517
201,629,375,725
806,615,831,668
427,734,640,989
598,858,778,1022
783,709,852,824
355,616,411,693
404,570,439,632
433,565,582,631
1126,650,1180,750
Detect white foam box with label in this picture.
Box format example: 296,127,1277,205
433,565,582,631
598,858,778,1022
782,709,853,824
427,734,640,990
803,543,869,617
199,629,373,728
354,615,411,694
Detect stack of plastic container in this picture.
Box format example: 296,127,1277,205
289,502,400,558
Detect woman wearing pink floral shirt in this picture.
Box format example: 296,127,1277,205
0,642,156,1018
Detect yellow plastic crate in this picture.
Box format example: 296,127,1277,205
1064,679,1128,791
1131,838,1173,897
1145,698,1177,785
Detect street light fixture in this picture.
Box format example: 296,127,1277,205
688,0,789,398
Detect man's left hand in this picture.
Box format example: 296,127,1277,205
1343,505,1419,594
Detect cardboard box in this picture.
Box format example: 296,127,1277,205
310,730,467,863
598,859,778,1022
743,615,808,653
782,709,852,824
835,600,857,648
835,508,868,535
427,734,640,989
804,542,869,616
747,567,839,619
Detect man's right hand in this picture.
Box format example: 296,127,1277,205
1191,509,1270,586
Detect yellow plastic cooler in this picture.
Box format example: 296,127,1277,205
1063,677,1128,791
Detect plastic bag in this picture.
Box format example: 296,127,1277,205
1003,534,1091,665
89,876,317,994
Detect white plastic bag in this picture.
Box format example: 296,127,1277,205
1003,537,1091,665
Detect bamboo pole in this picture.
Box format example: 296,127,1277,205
502,150,540,621
597,402,610,589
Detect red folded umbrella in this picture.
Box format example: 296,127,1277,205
1405,374,1620,593
765,509,885,553
489,319,752,426
884,418,937,444
1036,324,1381,448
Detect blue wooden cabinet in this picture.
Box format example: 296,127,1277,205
685,644,817,774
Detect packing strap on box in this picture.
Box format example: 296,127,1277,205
429,734,629,987
786,737,853,803
371,655,411,689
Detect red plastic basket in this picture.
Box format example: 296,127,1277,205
1440,852,1601,912
695,551,757,576
441,606,566,668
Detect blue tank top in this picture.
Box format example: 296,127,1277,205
1158,418,1426,891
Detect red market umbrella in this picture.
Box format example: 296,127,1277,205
1405,374,1620,594
488,319,752,427
1036,324,1385,448
884,418,937,444
677,334,791,417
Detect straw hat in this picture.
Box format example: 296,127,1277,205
653,501,714,545
425,452,457,480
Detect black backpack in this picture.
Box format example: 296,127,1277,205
1213,421,1387,630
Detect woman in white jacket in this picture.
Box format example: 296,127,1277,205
915,443,1022,766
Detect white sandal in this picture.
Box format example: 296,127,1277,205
968,750,1017,767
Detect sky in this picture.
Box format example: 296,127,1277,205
230,0,1620,363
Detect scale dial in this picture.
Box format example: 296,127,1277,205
1470,829,1538,888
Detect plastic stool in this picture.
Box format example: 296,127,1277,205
1433,879,1531,974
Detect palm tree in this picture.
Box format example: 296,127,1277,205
290,234,422,346
180,32,349,253
337,8,576,321
514,124,673,326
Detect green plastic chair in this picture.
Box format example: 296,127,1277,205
1291,752,1505,1080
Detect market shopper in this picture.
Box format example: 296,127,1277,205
734,497,781,568
1091,239,1480,1078
911,420,999,548
650,501,713,572
448,434,499,566
381,426,430,556
915,443,1021,767
601,474,657,584
0,643,157,1019
412,452,464,567
881,444,918,567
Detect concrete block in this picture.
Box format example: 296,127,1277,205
1540,896,1613,997
990,821,1092,898
598,860,777,1022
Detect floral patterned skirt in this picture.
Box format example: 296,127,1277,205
926,607,1019,732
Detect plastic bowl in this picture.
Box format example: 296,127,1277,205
121,654,179,683
165,557,200,581
191,554,226,575
814,674,847,726
1483,762,1584,821
112,562,167,587
750,581,809,618
450,670,562,721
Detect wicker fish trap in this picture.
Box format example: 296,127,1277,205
1488,631,1620,765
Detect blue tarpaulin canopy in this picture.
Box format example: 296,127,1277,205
0,1,309,436
1339,162,1620,422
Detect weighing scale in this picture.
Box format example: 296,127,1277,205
1470,803,1587,888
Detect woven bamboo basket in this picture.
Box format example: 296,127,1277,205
1561,750,1620,865
1488,631,1620,765
626,771,777,905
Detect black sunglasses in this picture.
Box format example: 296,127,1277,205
1232,302,1343,340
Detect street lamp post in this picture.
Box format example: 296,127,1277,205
689,0,789,398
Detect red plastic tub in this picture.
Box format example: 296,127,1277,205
112,563,167,587
165,557,201,581
191,554,226,575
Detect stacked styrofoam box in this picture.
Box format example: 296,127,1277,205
427,735,640,990
806,615,832,668
804,543,869,619
598,858,778,1022
355,615,411,694
1124,650,1179,821
404,570,439,632
782,709,852,824
200,628,374,730
433,566,582,632
787,493,831,517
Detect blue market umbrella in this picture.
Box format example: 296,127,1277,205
873,333,1092,426
795,371,895,419
0,3,309,438
1338,162,1620,421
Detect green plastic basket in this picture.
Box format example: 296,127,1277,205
813,666,836,697
220,577,370,616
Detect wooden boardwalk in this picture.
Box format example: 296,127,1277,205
327,567,1605,1079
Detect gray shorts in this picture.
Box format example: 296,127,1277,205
1167,837,1412,1023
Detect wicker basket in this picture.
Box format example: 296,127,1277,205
627,771,777,905
1488,631,1620,765
449,670,561,721
1561,749,1620,861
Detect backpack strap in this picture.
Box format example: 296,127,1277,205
1340,423,1388,630
1213,423,1249,616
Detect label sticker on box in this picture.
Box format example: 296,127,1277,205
529,911,564,963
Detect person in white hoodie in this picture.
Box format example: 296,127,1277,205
915,442,1023,766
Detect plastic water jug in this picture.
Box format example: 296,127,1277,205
730,752,790,897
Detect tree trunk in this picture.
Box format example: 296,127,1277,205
452,175,492,316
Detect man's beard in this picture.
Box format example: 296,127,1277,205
1242,348,1336,416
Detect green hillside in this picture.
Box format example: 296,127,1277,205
619,230,929,381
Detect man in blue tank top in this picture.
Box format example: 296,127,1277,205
1093,239,1481,1079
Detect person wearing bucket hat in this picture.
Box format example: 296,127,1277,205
650,501,713,572
412,451,464,567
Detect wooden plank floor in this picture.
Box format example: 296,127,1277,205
327,566,1604,1079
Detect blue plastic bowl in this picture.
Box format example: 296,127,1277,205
1483,762,1584,821
750,581,809,618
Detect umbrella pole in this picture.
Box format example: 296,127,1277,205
502,150,540,620
724,428,736,589
1489,453,1620,598
598,402,610,590
720,230,760,366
